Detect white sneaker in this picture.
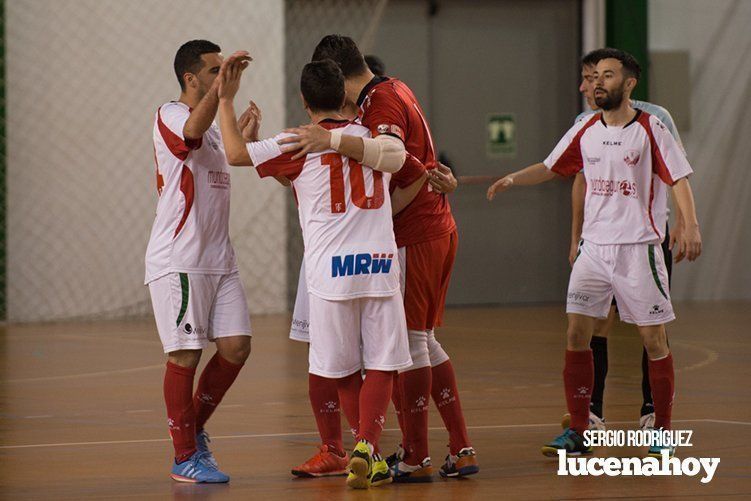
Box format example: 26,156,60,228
639,412,655,431
562,411,606,431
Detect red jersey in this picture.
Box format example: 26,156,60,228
357,77,456,248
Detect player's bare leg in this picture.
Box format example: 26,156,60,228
542,314,596,457
638,323,675,457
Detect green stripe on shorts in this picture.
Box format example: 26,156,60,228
648,245,668,300
176,273,189,327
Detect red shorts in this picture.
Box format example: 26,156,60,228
399,230,458,331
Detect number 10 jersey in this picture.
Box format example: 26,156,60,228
248,119,399,301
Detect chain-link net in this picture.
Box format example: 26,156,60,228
284,0,388,308
6,0,287,321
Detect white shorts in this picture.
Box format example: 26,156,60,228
289,261,310,343
567,241,675,326
149,271,252,353
308,292,412,378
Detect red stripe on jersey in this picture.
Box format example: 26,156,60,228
647,177,661,239
637,112,675,186
173,165,195,238
153,144,164,196
551,114,600,176
157,106,201,161
256,152,305,182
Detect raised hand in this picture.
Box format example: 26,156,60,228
217,50,252,100
277,124,332,160
238,100,262,141
487,176,514,200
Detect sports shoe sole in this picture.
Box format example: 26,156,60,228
393,466,434,483
541,445,592,457
369,473,393,487
346,457,370,489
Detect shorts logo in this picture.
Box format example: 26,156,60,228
331,253,394,277
184,323,193,334
624,150,640,166
567,292,591,304
650,305,665,315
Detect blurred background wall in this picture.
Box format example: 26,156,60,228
2,0,748,322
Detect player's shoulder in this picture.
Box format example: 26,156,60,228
343,122,371,137
156,101,189,122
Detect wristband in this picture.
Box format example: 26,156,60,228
330,130,343,150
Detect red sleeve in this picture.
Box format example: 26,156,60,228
255,153,305,181
391,152,426,188
362,88,407,142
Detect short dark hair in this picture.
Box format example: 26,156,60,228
311,34,368,78
174,40,221,91
364,55,386,77
581,47,641,80
300,59,346,112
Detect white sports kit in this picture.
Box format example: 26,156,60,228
248,119,411,377
146,101,251,352
544,110,693,325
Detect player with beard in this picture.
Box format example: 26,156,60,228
488,48,702,458
561,49,689,434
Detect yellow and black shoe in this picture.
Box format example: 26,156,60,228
346,440,373,489
369,454,392,487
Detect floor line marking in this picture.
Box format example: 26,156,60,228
1,418,748,450
6,364,164,383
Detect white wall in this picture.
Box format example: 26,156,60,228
7,0,287,321
650,0,751,301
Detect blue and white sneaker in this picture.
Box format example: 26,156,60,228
196,430,219,468
170,451,230,483
541,429,593,457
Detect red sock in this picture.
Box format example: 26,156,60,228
357,370,394,447
400,367,431,464
563,350,594,435
164,362,197,462
648,353,675,430
193,353,244,431
308,373,344,455
336,371,363,447
391,373,407,446
431,360,471,455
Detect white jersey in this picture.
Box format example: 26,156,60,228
145,101,237,284
544,110,693,245
248,119,399,300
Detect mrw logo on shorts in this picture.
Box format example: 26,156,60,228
331,253,394,277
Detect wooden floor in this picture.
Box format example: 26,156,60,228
1,303,750,499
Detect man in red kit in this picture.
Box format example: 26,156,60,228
281,34,478,481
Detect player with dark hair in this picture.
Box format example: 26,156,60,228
488,48,702,458
564,47,688,433
218,54,418,489
146,41,255,483
365,54,386,77
281,34,477,481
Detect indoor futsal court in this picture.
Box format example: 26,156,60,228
2,0,750,500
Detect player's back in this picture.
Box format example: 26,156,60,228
360,78,456,247
249,120,398,301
